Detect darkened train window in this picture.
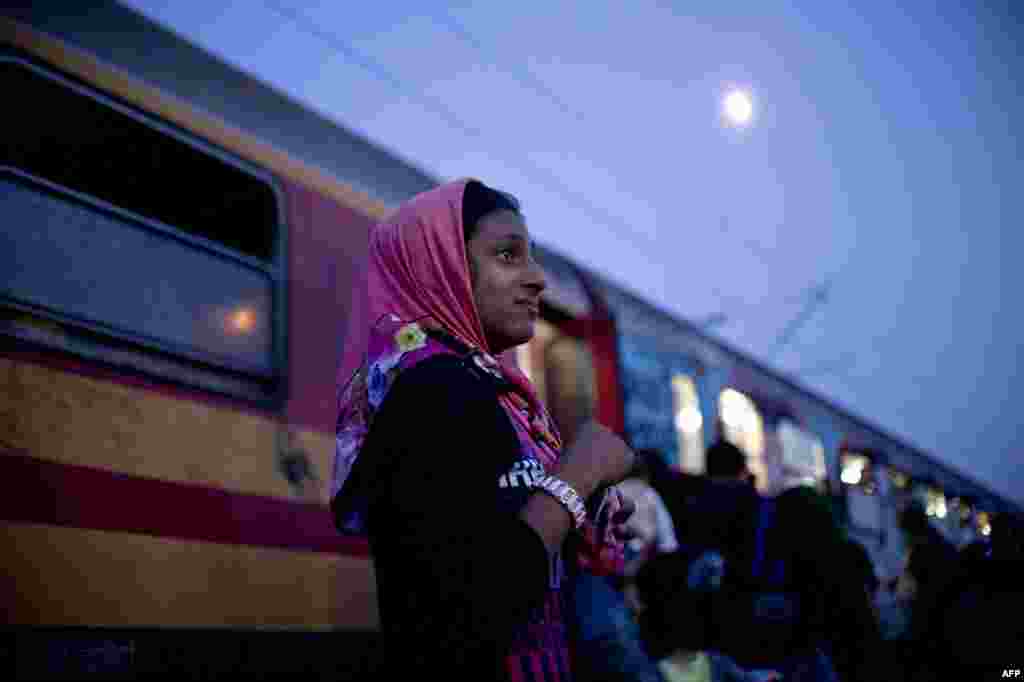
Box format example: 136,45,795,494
1,56,283,392
2,59,278,260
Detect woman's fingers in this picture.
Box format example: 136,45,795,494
612,493,636,524
610,491,637,540
613,523,638,541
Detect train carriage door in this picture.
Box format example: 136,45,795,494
520,317,596,443
513,249,607,445
614,329,707,470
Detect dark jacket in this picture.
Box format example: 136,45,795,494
344,355,573,680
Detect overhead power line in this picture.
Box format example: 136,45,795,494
430,10,585,126
769,279,831,360
789,350,859,379
262,1,807,332
262,0,657,250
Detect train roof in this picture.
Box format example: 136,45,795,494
7,0,1020,518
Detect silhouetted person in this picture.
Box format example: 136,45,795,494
823,534,883,681
898,501,958,680
915,512,1024,678
705,439,752,483
662,441,838,680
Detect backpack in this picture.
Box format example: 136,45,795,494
708,497,809,668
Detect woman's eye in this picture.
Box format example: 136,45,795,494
498,249,517,262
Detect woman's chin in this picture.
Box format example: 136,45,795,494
512,321,537,347
491,324,535,354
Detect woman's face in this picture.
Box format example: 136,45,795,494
466,210,547,353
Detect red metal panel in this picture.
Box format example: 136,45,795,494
588,319,625,436
0,447,369,556
282,181,373,433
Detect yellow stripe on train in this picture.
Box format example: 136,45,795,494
1,522,377,629
1,358,334,505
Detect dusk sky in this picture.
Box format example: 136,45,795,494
123,0,1022,503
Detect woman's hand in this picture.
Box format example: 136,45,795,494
578,486,637,576
598,486,637,543
555,421,635,501
520,421,635,556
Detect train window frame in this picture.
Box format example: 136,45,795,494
1,52,288,405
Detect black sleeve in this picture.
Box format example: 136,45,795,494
362,355,554,655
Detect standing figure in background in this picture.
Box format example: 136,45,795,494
824,532,883,681
669,440,843,681
897,500,958,680
636,441,783,681
903,504,1024,679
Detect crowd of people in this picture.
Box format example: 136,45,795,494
331,178,1022,681
577,441,872,682
582,441,1024,681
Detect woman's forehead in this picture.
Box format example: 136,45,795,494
474,209,529,240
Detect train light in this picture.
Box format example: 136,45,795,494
925,487,947,518
675,405,703,434
719,388,754,430
840,454,868,486
228,307,257,334
673,376,706,474
841,461,862,486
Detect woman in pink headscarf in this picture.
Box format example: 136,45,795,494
332,179,636,679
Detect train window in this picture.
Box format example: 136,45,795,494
887,466,910,490
975,511,992,537
841,452,875,493
777,419,826,490
718,388,766,490
843,450,884,533
2,58,279,261
924,487,948,520
956,499,975,528
0,56,283,394
672,375,705,474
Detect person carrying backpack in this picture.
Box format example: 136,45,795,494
670,442,844,682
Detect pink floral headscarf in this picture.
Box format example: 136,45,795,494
331,178,623,573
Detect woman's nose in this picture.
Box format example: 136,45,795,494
524,258,547,293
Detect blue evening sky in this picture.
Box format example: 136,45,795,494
123,0,1022,502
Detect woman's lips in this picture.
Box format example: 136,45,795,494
517,300,540,317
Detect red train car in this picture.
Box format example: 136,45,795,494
0,5,623,677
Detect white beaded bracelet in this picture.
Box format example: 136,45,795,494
533,474,587,530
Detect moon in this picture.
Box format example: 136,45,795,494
723,89,754,126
